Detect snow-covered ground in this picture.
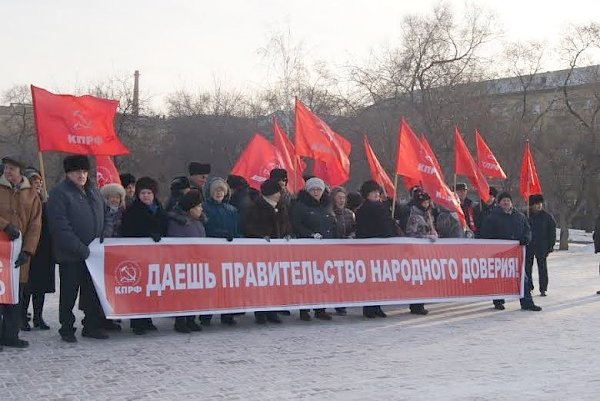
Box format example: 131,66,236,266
2,241,600,400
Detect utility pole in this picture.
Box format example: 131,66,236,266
133,70,140,118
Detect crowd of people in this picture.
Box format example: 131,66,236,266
0,153,560,349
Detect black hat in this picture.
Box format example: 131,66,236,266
409,184,423,197
227,175,248,191
269,168,288,182
189,162,211,176
63,155,90,173
346,192,363,211
360,180,383,199
120,173,136,188
135,176,159,196
489,186,498,198
529,194,544,205
261,179,281,197
170,176,191,193
497,192,512,202
416,191,431,203
1,154,26,170
179,189,202,211
454,183,468,191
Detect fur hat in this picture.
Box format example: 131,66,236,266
63,155,90,173
119,173,136,188
100,183,126,204
1,154,26,170
409,184,423,198
260,179,281,197
305,177,326,192
189,162,211,176
529,194,544,205
170,176,191,193
346,191,363,211
227,175,248,191
416,191,431,203
360,180,383,199
135,177,159,196
269,168,288,182
497,191,512,202
179,189,202,211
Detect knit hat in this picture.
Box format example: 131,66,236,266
261,179,281,197
63,155,90,173
100,183,126,204
305,177,326,192
360,180,383,199
227,175,248,191
179,189,202,211
24,167,42,180
170,176,191,193
497,192,512,202
269,168,288,182
188,162,211,176
119,173,136,188
135,176,159,196
529,194,544,205
209,177,229,198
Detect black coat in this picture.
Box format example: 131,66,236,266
474,202,497,238
121,199,168,239
243,197,291,239
355,200,398,239
291,190,338,239
479,207,531,244
27,202,55,294
528,209,556,257
594,215,600,253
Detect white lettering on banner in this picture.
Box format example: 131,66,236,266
481,161,500,170
67,135,103,145
411,261,424,285
146,263,214,296
0,260,5,296
461,257,519,283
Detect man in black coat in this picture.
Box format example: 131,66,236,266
526,194,556,296
479,192,541,311
47,155,108,342
474,187,498,238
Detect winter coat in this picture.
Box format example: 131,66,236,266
406,205,438,238
436,209,464,238
594,215,600,253
462,197,477,232
474,202,497,238
528,209,556,257
478,207,531,244
121,198,168,239
243,196,291,239
47,178,105,264
291,190,338,239
167,210,206,238
355,200,398,239
230,188,253,229
103,206,124,238
398,201,415,233
333,206,356,239
27,201,55,293
0,175,42,283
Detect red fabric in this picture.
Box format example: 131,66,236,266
363,135,395,197
294,99,351,186
475,129,507,180
272,117,305,193
420,134,445,182
395,119,465,225
454,128,491,203
230,133,285,190
31,86,129,155
519,141,542,201
95,156,121,189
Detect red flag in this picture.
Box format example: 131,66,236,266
454,127,491,203
475,129,507,180
420,134,445,182
95,156,121,189
31,86,129,155
363,135,395,197
294,99,351,186
231,133,285,190
395,119,465,225
272,117,305,193
519,141,542,201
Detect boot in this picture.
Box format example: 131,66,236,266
186,317,202,332
2,338,29,348
314,310,332,320
375,306,387,318
299,310,311,321
33,316,50,330
220,315,237,326
174,317,191,333
363,306,376,318
255,313,267,325
409,304,429,315
334,307,347,316
81,328,109,340
266,312,282,324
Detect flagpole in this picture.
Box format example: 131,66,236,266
391,175,399,218
293,154,298,194
453,174,457,192
37,151,49,201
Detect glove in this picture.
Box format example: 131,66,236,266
519,239,528,246
313,233,323,240
150,232,162,243
99,236,105,244
547,247,554,255
263,236,271,242
14,251,30,268
3,224,20,241
283,235,292,242
226,233,234,242
465,230,475,239
427,234,437,243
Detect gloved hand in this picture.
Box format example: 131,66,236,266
150,232,162,243
14,251,30,268
226,233,234,242
519,239,528,246
99,235,105,244
263,236,271,242
3,224,20,241
283,235,292,242
465,230,475,239
313,233,323,240
427,234,437,243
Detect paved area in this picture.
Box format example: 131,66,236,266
2,244,600,400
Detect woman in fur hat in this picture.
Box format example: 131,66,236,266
101,183,126,238
121,177,168,335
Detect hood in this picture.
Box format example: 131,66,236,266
297,189,331,208
0,175,31,190
203,176,231,204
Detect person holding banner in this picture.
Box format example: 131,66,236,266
121,177,168,334
47,155,108,342
0,156,42,348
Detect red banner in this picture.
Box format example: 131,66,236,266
0,235,22,305
230,133,285,190
454,127,491,203
475,129,507,180
87,238,525,319
95,155,121,189
519,141,542,201
363,135,395,197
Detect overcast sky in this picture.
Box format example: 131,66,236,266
1,0,597,111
